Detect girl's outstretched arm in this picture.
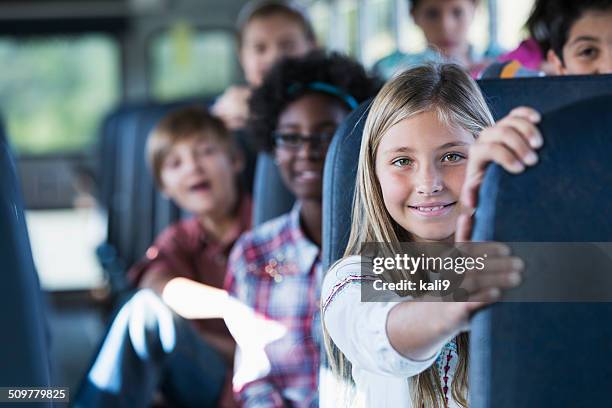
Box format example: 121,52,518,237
386,301,468,361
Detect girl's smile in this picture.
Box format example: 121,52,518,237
408,201,457,218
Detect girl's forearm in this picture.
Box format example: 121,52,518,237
386,301,458,361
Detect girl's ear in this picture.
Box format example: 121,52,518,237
546,49,565,76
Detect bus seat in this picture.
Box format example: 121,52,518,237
478,74,612,119
322,101,370,270
252,152,294,226
469,95,612,407
322,75,612,271
0,138,52,398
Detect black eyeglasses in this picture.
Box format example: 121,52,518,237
273,132,335,150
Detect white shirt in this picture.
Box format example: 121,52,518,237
321,256,461,408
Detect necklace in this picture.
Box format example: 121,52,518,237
436,341,457,403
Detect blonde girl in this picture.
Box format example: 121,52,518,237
321,64,543,408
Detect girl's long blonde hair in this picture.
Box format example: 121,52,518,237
322,64,494,407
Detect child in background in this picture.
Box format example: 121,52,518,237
224,51,379,407
373,0,486,79
322,64,543,408
129,106,249,360
76,107,250,408
484,0,612,77
546,0,612,75
211,0,316,131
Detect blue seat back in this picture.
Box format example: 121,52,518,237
0,138,52,398
252,153,294,226
469,95,612,407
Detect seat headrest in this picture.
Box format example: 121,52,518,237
473,94,612,241
322,101,371,270
252,153,294,226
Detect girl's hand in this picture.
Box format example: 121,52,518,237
456,107,543,242
389,242,524,359
210,85,252,130
450,107,540,321
449,243,523,329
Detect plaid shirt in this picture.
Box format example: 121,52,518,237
224,205,321,408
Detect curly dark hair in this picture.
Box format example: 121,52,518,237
248,50,382,152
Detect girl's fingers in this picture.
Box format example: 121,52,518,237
477,142,526,173
495,123,541,165
455,213,473,243
459,165,484,209
460,256,524,293
458,242,511,257
482,256,524,273
508,106,541,123
486,107,543,149
461,142,523,208
490,116,544,153
466,288,501,304
462,269,522,293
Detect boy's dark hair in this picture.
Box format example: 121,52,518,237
147,106,237,188
236,0,316,46
526,0,554,54
549,0,612,62
248,50,381,152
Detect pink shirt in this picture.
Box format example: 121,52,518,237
498,38,544,71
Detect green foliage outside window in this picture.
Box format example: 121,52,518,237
151,25,236,101
0,35,119,154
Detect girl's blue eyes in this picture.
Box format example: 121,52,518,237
391,153,466,167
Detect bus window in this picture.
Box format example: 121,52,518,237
496,0,535,50
308,1,333,48
0,35,119,154
150,25,236,101
0,34,119,292
326,0,360,58
361,0,397,68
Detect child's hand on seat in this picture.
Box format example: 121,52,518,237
456,107,543,242
450,107,540,319
446,243,524,326
211,85,252,130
